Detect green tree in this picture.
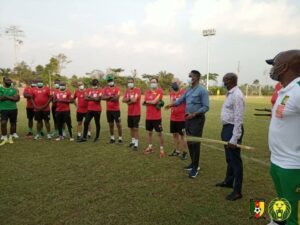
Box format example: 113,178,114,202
200,73,219,86
12,61,33,85
54,53,71,75
157,70,174,90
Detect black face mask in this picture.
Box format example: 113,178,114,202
171,82,179,91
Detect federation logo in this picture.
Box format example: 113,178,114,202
268,198,291,222
250,199,265,219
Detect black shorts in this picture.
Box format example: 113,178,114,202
51,106,57,122
35,111,50,122
1,109,18,123
106,110,121,123
76,112,87,122
170,121,185,135
127,115,140,128
26,108,35,120
146,119,163,132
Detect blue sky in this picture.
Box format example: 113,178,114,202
1,0,299,85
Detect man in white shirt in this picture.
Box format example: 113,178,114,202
216,73,245,201
267,50,300,225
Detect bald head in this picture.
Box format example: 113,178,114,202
223,73,238,91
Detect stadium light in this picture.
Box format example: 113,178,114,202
202,29,216,90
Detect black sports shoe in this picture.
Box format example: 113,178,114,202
93,138,99,142
226,192,242,201
118,139,123,144
133,146,138,151
128,143,134,147
40,131,45,137
169,150,180,156
77,138,87,143
87,134,91,139
77,135,81,141
181,152,188,160
108,139,115,144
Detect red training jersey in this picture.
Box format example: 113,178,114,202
23,86,34,108
170,89,186,122
124,87,141,116
144,88,163,120
32,86,51,112
74,89,88,113
103,86,120,111
271,82,282,106
54,90,72,112
86,88,102,112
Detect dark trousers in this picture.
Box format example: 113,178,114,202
221,124,244,194
56,111,72,137
185,115,205,170
83,111,101,139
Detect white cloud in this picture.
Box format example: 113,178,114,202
105,20,138,36
189,0,300,36
61,40,75,49
144,0,186,29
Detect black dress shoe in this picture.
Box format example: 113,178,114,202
77,138,87,143
215,181,233,188
226,192,242,201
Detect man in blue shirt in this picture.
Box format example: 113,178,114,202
166,70,209,178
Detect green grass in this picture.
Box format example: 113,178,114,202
0,96,275,225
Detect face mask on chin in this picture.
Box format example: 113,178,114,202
54,83,60,89
79,85,84,90
59,86,66,91
92,85,98,89
270,64,286,81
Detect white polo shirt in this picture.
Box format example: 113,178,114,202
269,77,300,169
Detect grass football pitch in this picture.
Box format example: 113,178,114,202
0,96,275,225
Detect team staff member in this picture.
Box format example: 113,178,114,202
122,77,141,150
102,75,123,144
267,50,300,225
53,82,74,141
23,80,36,137
216,73,245,201
31,78,52,140
78,79,102,142
166,70,209,178
51,79,60,136
0,77,20,146
143,77,165,158
73,81,91,140
168,78,188,160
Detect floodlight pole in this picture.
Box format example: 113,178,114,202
202,29,216,90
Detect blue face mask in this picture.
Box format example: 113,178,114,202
150,83,157,89
37,82,43,88
171,82,179,91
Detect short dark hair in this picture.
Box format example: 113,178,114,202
150,77,158,82
91,79,99,85
190,70,201,78
224,73,238,84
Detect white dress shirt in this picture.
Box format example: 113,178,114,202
221,86,245,145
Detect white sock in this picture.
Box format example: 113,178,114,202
111,136,115,140
134,139,139,147
88,131,91,135
118,136,122,140
149,144,152,148
160,146,164,150
78,132,81,137
131,138,135,144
